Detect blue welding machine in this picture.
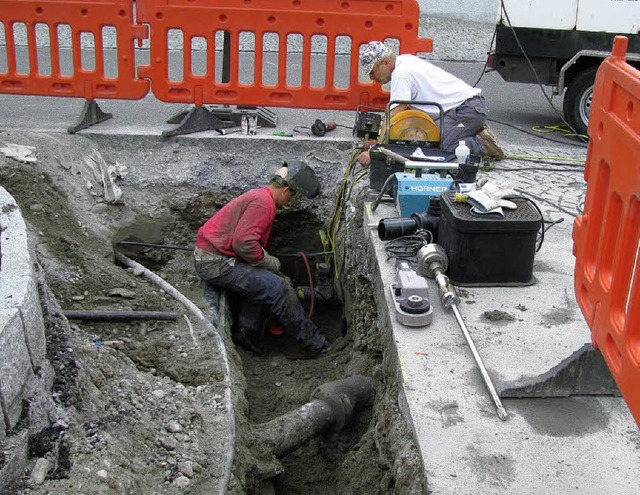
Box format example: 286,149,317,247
393,172,454,217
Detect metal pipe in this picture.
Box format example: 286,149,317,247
63,310,177,321
417,244,508,420
378,147,458,171
253,375,375,458
451,304,509,421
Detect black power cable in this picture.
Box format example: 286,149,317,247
486,117,588,148
383,233,432,262
471,2,590,146
497,0,588,143
117,241,332,258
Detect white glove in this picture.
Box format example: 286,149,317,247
477,178,517,201
466,179,518,216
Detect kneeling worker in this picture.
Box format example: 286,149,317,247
193,161,330,357
357,41,504,166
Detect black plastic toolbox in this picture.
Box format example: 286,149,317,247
438,192,542,286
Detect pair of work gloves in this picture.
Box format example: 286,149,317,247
464,178,518,216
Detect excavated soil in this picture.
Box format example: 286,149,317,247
0,131,426,494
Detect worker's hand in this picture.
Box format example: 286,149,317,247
255,249,281,273
357,150,371,167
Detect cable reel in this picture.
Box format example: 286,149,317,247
387,109,440,143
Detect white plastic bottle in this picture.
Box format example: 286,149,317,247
455,140,470,165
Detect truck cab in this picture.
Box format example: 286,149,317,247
489,0,640,135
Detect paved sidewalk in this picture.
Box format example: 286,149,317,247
364,138,640,494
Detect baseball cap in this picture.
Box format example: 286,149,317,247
360,41,390,74
271,161,320,198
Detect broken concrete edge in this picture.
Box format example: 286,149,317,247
0,430,29,489
0,186,50,487
0,186,48,433
80,128,363,144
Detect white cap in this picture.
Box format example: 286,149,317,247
274,166,288,181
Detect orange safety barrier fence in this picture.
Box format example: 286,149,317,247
0,0,149,100
135,0,432,109
573,36,640,427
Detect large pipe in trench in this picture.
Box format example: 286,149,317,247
253,374,375,458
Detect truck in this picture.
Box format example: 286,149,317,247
488,0,640,135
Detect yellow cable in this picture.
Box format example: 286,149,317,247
531,123,588,141
323,148,360,278
504,154,586,163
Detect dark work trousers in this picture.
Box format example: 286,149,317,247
441,95,489,156
193,252,319,345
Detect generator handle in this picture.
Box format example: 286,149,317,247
404,161,458,171
377,147,456,174
385,100,445,147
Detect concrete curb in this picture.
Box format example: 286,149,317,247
0,185,47,438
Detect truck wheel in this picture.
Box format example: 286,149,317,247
563,67,598,136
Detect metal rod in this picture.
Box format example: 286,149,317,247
63,310,178,322
378,147,456,170
118,241,192,251
275,250,334,258
378,146,409,164
215,126,242,135
417,244,508,421
117,240,333,258
451,303,509,421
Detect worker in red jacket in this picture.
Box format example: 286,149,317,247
194,161,329,356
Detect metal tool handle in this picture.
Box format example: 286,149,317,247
434,272,460,309
417,243,508,420
377,147,456,169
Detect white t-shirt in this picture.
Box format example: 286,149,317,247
390,54,481,116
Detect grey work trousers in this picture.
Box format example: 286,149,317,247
441,95,489,156
193,252,319,345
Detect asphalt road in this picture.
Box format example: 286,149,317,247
0,59,578,151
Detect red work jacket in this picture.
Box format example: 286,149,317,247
195,187,276,265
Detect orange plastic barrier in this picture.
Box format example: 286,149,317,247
136,0,432,109
573,36,640,427
0,0,149,100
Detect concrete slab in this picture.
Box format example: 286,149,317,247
363,149,640,493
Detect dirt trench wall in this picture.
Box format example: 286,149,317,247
332,177,428,493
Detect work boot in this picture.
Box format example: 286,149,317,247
295,321,332,358
232,328,265,355
302,332,329,357
477,126,505,161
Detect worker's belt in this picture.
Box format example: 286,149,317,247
194,246,226,260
